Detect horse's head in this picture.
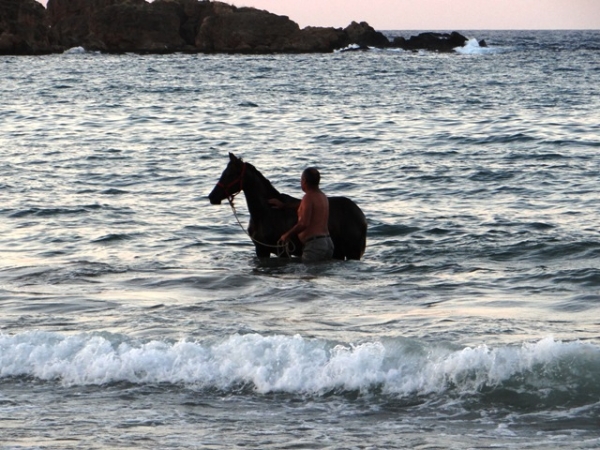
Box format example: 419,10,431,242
209,152,246,205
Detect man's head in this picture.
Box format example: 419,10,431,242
301,167,320,190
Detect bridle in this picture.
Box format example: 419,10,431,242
217,162,246,202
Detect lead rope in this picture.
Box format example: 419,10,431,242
226,196,296,258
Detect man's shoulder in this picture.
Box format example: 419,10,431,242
305,188,326,197
303,190,325,202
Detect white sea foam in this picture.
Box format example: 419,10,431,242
63,46,86,54
454,38,501,55
334,44,362,53
1,332,598,397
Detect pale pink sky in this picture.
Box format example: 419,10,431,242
227,0,600,30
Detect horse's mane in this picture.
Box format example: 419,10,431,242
244,162,281,198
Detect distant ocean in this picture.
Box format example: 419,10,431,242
1,30,599,449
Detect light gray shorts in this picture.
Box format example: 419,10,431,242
302,235,334,263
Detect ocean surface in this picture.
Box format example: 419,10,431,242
1,30,600,449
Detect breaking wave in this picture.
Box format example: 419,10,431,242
2,332,599,408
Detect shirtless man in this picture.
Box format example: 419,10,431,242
277,168,334,262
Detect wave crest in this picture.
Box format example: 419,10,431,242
2,332,599,408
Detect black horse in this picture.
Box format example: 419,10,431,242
208,153,367,260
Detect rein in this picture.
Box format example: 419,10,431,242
217,162,246,199
222,163,295,257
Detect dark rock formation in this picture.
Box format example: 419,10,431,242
90,1,186,52
0,0,51,54
46,0,392,54
0,0,474,54
287,26,349,53
47,0,190,52
392,32,468,52
195,6,300,53
343,21,389,49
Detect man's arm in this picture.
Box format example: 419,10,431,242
281,198,312,242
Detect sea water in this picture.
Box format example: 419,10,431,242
1,30,600,449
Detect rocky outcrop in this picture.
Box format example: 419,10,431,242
0,0,474,54
194,6,300,53
287,26,349,53
0,0,51,54
45,0,337,53
194,12,383,54
344,21,389,49
89,0,186,52
391,32,468,52
47,0,190,52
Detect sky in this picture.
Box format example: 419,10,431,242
227,0,600,30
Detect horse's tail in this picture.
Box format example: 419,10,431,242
328,197,367,260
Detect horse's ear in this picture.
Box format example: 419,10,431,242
229,152,243,164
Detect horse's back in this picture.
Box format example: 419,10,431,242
251,194,367,260
328,196,367,260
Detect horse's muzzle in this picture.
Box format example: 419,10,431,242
208,194,222,205
208,188,223,205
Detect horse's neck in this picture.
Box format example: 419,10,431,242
242,165,279,215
